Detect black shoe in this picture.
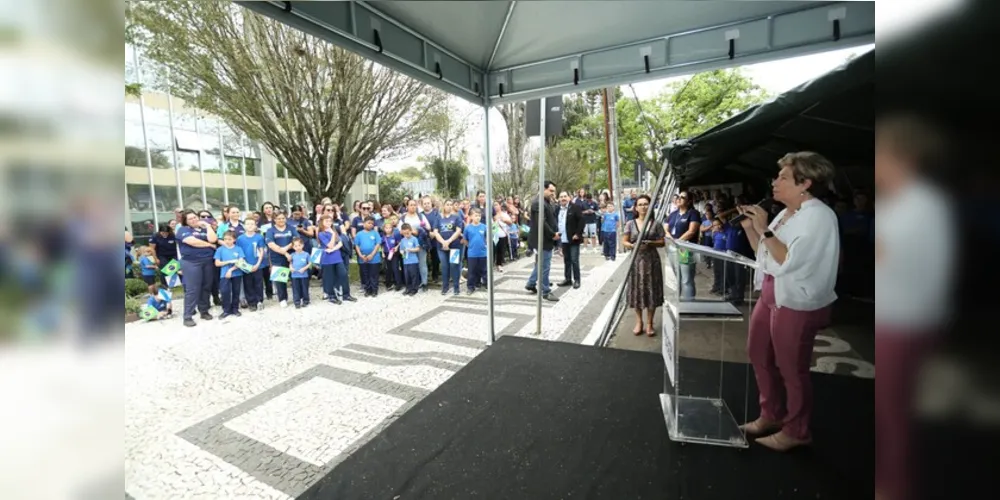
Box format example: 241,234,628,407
557,281,572,287
421,285,428,292
525,285,538,295
295,304,301,309
183,318,196,327
330,298,342,305
345,296,357,302
573,282,581,289
200,312,213,321
453,290,460,296
467,289,475,295
542,294,559,302
441,289,449,296
395,286,404,292
233,311,242,317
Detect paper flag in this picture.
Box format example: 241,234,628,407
166,273,182,289
139,306,158,321
161,259,181,276
270,266,290,283
235,259,255,273
310,248,323,265
158,288,172,302
449,249,461,265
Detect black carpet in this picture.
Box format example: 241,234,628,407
301,337,873,500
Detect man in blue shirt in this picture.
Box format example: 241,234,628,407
723,218,752,304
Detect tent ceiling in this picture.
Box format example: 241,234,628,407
238,1,875,106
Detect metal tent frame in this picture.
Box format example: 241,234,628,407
237,0,875,345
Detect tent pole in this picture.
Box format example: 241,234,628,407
483,99,496,346
606,88,625,254
601,89,613,197
535,98,546,335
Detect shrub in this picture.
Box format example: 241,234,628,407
125,296,143,315
125,278,148,298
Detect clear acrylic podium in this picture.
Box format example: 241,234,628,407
660,238,758,448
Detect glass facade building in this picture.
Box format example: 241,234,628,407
125,44,377,244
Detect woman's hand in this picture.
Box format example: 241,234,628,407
737,205,768,233
623,240,634,250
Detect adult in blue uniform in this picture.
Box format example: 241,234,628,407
176,209,219,327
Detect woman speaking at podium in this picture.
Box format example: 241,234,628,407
734,152,840,452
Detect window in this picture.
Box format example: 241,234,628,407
144,106,170,127
244,158,260,176
130,216,155,239
153,185,180,213
247,190,263,213
364,171,377,185
176,151,200,172
225,156,243,175
146,125,174,169
289,191,303,209
204,188,226,214
222,127,241,156
174,109,197,131
227,189,246,211
181,187,203,211
174,130,201,151
203,152,221,173
244,141,261,159
125,103,147,167
127,183,153,212
276,163,286,178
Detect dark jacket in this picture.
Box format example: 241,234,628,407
527,195,558,251
560,202,585,246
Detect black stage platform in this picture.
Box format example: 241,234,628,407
301,337,873,500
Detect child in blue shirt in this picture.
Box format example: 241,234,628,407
399,223,422,296
710,219,728,295
353,216,382,297
214,231,246,319
138,246,159,294
506,221,520,260
289,237,311,308
382,222,403,292
236,219,267,312
600,203,620,261
145,285,173,319
463,209,489,294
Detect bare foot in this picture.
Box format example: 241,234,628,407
645,327,656,337
633,324,643,335
739,417,783,436
755,431,811,452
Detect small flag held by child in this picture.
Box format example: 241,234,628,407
161,259,181,276
166,273,181,289
270,266,290,283
236,259,255,274
139,305,158,321
449,249,461,265
310,248,323,266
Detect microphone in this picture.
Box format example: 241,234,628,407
728,198,773,226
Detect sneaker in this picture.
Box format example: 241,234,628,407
330,298,342,305
280,300,288,309
200,312,213,321
183,318,196,327
295,303,302,309
441,289,448,296
573,282,581,289
467,289,475,295
542,294,559,302
233,311,242,317
219,313,231,320
344,296,357,302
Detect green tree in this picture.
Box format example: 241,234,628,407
397,166,424,182
534,143,587,196
378,173,408,207
128,1,437,203
424,98,472,162
495,102,533,201
424,157,468,199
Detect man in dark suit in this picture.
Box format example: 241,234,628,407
556,191,585,289
526,180,560,301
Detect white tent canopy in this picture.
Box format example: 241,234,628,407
239,1,874,105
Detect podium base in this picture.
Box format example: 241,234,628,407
660,394,748,448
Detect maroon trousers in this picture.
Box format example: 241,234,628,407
747,275,832,440
875,327,935,500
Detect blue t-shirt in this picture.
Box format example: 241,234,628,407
214,245,245,278
423,210,442,248
622,198,636,220
465,222,488,258
350,216,367,237
401,236,420,265
175,226,215,263
582,200,600,224
288,218,314,252
712,230,728,250
265,225,295,265
667,209,701,241
217,222,245,239
383,232,400,259
601,212,620,233
139,256,157,276
354,229,382,264
724,224,751,257
149,233,177,262
316,230,344,265
146,294,169,312
236,233,266,267
290,251,311,278
436,214,464,249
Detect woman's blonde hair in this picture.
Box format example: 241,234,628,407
777,151,836,197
